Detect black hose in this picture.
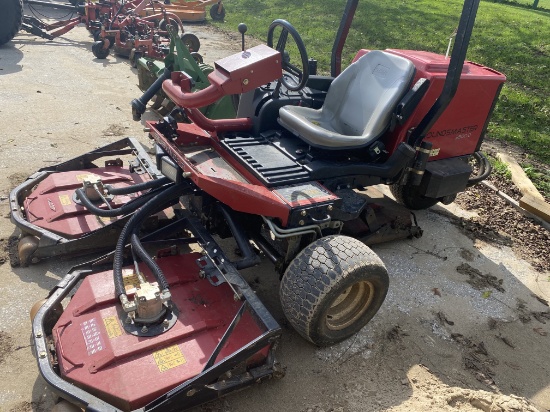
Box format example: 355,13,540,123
75,184,164,217
105,176,171,196
467,151,492,186
130,233,170,291
113,183,186,297
218,204,260,270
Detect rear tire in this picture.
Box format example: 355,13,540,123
390,183,439,210
0,0,23,46
280,235,389,346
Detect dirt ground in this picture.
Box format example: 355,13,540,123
1,7,550,412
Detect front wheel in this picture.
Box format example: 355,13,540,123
92,40,110,59
280,235,389,346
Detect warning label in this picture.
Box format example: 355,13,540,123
76,173,99,183
152,345,186,373
59,194,72,206
80,318,105,356
103,316,123,339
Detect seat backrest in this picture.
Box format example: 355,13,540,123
322,50,415,139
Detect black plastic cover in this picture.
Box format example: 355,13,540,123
420,156,472,198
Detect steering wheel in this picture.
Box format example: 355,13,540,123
267,19,309,92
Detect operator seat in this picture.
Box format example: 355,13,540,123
278,50,415,149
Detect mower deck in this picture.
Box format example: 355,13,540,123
9,138,164,266
32,215,282,412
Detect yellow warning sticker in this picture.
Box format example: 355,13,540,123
103,316,123,339
76,173,99,183
59,194,72,206
153,345,186,373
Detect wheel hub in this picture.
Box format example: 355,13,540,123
326,281,374,331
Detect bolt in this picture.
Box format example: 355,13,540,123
35,332,42,338
163,319,169,327
39,351,47,359
298,220,305,226
243,79,249,85
327,205,333,211
141,326,148,333
300,210,307,216
198,270,205,278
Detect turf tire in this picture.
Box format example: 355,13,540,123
280,235,389,346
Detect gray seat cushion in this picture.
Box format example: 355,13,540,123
278,50,415,149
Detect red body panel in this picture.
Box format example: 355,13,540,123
53,254,268,411
163,45,282,110
353,49,506,160
24,168,150,239
151,123,293,224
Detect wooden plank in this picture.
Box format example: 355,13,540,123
520,195,550,223
496,152,545,201
481,182,550,230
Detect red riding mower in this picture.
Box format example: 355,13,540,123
25,0,505,410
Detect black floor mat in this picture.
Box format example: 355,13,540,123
221,134,310,187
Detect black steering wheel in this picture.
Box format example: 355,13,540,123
267,19,309,92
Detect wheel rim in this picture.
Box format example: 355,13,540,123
326,281,375,331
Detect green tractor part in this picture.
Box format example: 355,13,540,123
132,26,237,121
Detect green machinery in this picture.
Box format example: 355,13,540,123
132,26,238,120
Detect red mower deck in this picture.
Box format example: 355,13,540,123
24,168,151,239
53,254,269,410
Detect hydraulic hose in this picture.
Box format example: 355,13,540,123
113,183,186,298
130,233,170,291
467,151,492,186
105,176,171,196
75,183,166,217
131,68,172,121
218,204,260,270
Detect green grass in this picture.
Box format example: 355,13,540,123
523,163,550,197
214,0,550,165
488,155,513,180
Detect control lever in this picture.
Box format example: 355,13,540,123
238,23,248,51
